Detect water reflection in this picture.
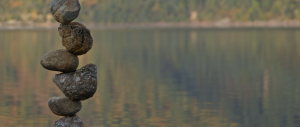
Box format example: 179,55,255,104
1,28,300,127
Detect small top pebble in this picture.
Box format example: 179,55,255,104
50,0,81,24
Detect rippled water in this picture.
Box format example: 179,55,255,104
1,28,300,127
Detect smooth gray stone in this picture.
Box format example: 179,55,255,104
48,96,82,116
50,0,81,24
52,114,84,127
58,22,93,55
40,49,79,73
53,64,97,101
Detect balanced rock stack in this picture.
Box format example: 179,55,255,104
40,0,97,127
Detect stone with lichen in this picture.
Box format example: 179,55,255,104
40,49,79,73
50,0,81,24
52,114,84,127
48,96,82,116
58,22,93,55
53,64,97,101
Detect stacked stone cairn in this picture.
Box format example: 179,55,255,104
40,0,97,126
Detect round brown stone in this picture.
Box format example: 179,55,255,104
48,96,82,116
40,49,79,73
58,22,93,55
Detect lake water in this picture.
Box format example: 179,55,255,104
1,28,300,127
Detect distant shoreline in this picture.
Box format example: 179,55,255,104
2,21,300,30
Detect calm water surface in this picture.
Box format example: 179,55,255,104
1,28,300,127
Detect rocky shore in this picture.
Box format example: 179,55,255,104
3,20,300,30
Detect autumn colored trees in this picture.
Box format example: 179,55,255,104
1,0,300,23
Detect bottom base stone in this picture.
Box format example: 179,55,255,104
52,114,84,127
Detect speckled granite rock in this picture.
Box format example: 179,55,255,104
58,22,93,55
48,96,82,116
53,64,97,101
52,114,84,127
40,49,79,73
50,0,81,24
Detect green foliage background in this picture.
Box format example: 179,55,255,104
1,0,300,22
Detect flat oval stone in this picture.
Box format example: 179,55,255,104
40,49,79,73
52,114,84,127
53,64,97,101
58,22,93,55
50,0,81,24
48,96,82,116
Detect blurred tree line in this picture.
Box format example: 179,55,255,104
1,0,300,23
